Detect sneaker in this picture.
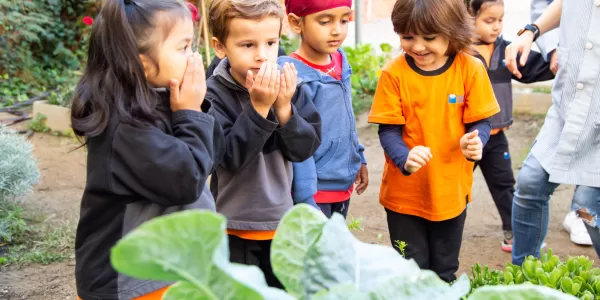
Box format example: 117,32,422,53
501,230,547,253
563,211,593,246
563,210,576,232
502,230,513,253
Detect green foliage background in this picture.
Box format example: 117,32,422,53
0,0,97,106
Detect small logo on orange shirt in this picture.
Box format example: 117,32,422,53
448,94,464,104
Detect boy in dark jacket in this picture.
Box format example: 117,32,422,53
206,0,321,289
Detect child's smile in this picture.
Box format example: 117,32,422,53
400,34,450,71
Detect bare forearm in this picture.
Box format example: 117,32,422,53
534,0,561,35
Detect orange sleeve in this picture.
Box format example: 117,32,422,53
463,60,501,124
368,69,406,125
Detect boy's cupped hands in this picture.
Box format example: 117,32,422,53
246,62,297,119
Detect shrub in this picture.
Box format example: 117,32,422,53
0,125,39,247
0,125,40,200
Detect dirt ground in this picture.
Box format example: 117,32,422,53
0,114,598,299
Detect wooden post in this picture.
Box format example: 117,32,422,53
197,0,211,66
195,0,203,54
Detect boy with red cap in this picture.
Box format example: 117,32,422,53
282,0,369,218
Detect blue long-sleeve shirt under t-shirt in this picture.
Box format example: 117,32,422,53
378,119,492,175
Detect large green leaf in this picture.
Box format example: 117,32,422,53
206,264,293,300
468,284,579,300
111,210,293,300
271,204,328,297
368,272,471,300
111,210,226,283
312,284,369,300
302,214,357,294
272,208,463,299
162,282,216,300
305,214,425,293
309,274,470,300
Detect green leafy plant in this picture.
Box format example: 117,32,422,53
342,43,393,114
470,285,578,300
29,113,51,133
393,240,407,258
111,210,293,300
110,205,578,299
347,214,364,231
0,0,95,105
0,200,29,244
471,248,600,299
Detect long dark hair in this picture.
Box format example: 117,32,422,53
71,0,190,138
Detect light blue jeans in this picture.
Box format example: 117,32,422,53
512,153,600,265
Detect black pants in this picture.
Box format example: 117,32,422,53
473,131,514,231
228,235,284,289
386,209,467,283
318,199,350,218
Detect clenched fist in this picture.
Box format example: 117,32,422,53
460,130,483,161
404,146,432,174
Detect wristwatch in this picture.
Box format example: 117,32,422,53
517,24,541,42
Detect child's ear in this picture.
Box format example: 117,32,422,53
287,13,302,35
212,37,226,59
138,54,153,78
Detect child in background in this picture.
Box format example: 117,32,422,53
368,0,500,282
283,0,369,218
71,1,224,299
468,0,555,253
206,0,321,288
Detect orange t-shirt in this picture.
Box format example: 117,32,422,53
368,52,500,221
77,286,169,300
226,229,275,240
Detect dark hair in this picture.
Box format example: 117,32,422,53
209,0,284,44
71,0,190,138
391,0,474,55
468,0,503,16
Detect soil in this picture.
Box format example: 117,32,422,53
0,114,597,299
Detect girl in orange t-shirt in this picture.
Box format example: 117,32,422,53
368,0,499,282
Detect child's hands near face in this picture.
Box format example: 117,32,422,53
460,130,483,161
354,164,369,195
404,146,432,174
246,62,280,118
275,63,297,109
273,63,297,125
170,52,206,112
